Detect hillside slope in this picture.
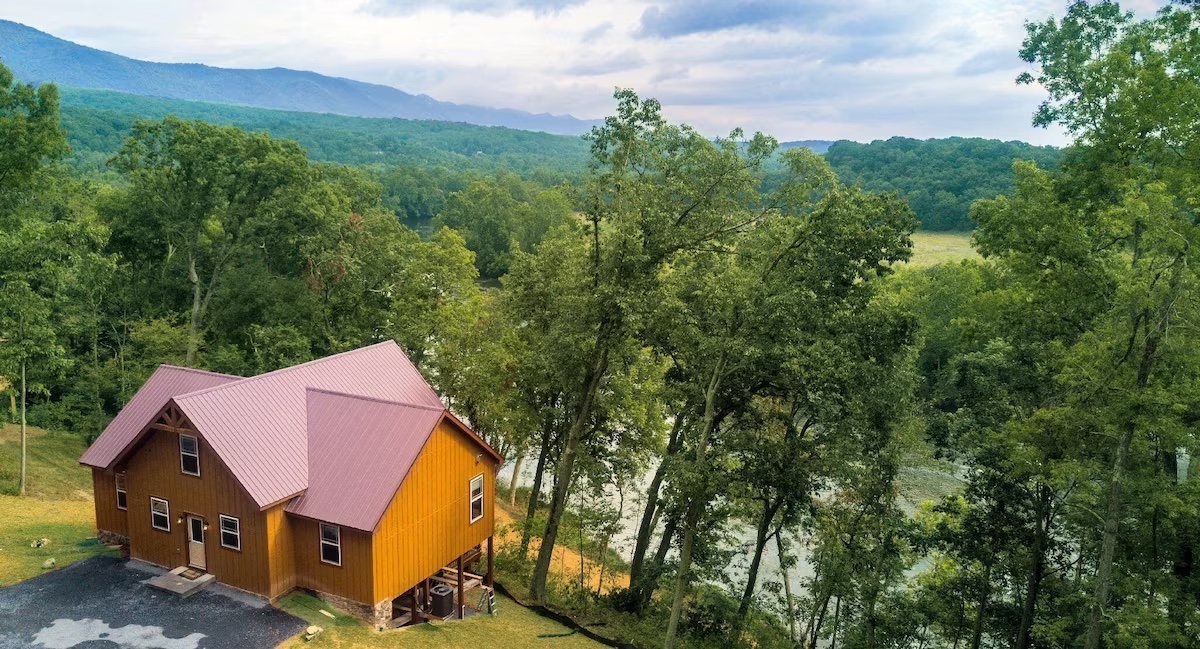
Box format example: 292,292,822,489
825,136,1063,230
0,20,598,135
59,88,591,177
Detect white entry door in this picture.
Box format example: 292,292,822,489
187,515,206,570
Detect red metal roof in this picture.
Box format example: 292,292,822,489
285,389,444,532
80,365,240,468
172,341,445,508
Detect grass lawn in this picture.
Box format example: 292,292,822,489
0,423,114,586
0,423,94,499
908,230,979,267
278,591,604,649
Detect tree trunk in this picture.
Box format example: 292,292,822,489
529,345,610,602
665,502,701,649
830,596,842,649
1084,423,1133,649
630,414,685,588
187,255,203,364
508,450,525,507
969,562,990,649
635,507,680,609
777,532,798,643
736,498,782,626
19,359,27,497
664,355,725,649
521,418,554,554
1015,487,1050,649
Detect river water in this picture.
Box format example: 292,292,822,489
498,459,964,599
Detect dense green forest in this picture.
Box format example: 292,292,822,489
4,3,1200,648
57,88,1056,233
59,88,592,179
825,137,1063,230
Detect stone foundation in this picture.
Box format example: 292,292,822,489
97,529,130,559
315,590,392,630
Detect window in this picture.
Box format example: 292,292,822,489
470,474,484,524
150,497,170,532
179,434,200,476
219,515,241,551
320,524,341,566
115,473,127,510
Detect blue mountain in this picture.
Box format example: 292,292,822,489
0,20,599,135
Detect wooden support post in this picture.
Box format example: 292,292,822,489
423,578,430,621
457,555,465,619
414,585,424,624
487,535,495,588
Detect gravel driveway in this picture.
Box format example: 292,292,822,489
0,556,307,648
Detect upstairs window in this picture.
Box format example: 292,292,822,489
150,497,170,532
219,515,241,551
320,524,341,566
115,473,127,510
179,434,200,476
470,475,484,524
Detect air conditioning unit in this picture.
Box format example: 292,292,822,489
430,583,455,618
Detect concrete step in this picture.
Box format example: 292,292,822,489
145,567,216,598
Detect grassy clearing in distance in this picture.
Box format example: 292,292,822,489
0,423,94,499
907,230,979,267
277,591,604,649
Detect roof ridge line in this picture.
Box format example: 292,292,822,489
173,340,400,401
306,387,446,412
158,364,242,379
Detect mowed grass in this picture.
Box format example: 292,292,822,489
0,423,114,586
907,231,979,267
278,592,605,649
0,423,94,499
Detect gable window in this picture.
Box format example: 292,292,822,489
219,515,241,551
179,434,200,476
470,474,484,524
320,524,341,566
115,473,127,510
150,497,170,532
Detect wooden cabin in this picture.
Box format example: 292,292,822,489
81,341,501,627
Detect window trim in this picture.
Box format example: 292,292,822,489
179,433,200,477
115,473,128,511
150,497,170,532
219,514,241,551
469,474,485,524
319,523,342,567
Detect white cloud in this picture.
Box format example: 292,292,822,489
2,0,1168,144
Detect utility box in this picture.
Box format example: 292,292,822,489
430,583,455,618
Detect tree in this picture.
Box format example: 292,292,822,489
1019,3,1200,645
107,117,312,363
0,63,68,204
512,89,778,604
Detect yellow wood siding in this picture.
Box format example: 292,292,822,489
122,422,272,596
265,504,297,599
291,516,374,604
91,467,128,537
371,418,498,603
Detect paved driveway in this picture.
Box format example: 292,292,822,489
0,556,307,649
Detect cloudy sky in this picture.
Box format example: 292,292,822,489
0,0,1167,144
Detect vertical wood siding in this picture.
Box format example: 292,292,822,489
265,504,297,599
91,467,128,537
371,418,498,603
123,420,272,596
291,516,374,604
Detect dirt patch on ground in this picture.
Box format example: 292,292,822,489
494,508,629,594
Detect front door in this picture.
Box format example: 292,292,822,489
187,515,206,570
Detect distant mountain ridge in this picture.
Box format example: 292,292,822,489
0,20,599,135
